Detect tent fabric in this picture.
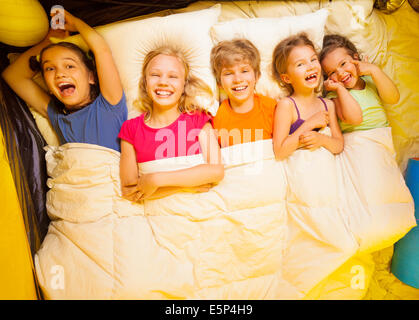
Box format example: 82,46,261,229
0,76,49,255
0,120,38,299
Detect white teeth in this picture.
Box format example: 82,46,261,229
58,82,72,88
305,74,317,81
156,90,172,96
233,86,246,91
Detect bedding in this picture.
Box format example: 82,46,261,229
34,127,415,299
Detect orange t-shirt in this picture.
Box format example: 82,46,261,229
212,94,276,147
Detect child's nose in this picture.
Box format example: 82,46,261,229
158,75,169,85
233,72,242,83
337,68,345,79
55,67,67,78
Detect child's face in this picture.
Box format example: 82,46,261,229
219,59,257,108
42,46,94,109
321,47,359,89
145,54,186,112
281,45,321,92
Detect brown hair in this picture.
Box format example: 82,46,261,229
29,42,99,103
272,32,320,95
135,46,213,120
319,34,360,63
210,38,261,85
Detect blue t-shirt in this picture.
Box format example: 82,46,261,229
47,92,127,152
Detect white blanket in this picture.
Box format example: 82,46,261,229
34,127,415,299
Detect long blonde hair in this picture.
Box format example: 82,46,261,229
135,46,213,120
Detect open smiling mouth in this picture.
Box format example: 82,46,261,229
305,73,317,82
341,74,352,84
58,83,76,96
232,85,248,92
155,89,173,97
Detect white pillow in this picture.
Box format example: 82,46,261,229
49,5,221,118
210,8,329,100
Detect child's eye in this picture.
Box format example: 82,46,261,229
311,58,318,62
66,64,75,69
44,66,54,72
341,61,346,66
297,63,304,67
169,75,179,79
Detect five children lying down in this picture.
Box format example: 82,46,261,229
2,10,399,203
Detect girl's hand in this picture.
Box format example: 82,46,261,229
305,110,329,131
121,186,143,202
51,9,79,33
351,58,377,77
45,28,70,40
136,173,159,200
299,131,325,151
324,79,343,92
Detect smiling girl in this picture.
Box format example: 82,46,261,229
271,33,344,160
2,10,127,151
118,46,224,202
320,34,399,133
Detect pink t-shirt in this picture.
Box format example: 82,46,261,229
118,112,211,163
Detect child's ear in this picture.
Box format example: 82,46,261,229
353,53,360,61
88,71,95,85
280,73,291,84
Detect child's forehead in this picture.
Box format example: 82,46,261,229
148,54,185,71
42,46,83,63
323,47,352,66
220,55,253,69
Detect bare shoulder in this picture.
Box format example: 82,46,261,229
276,97,294,111
323,97,336,112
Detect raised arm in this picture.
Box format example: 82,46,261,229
352,59,400,105
60,10,123,105
1,30,67,117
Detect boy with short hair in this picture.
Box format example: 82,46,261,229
210,38,276,147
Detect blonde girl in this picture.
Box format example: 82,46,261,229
119,47,224,201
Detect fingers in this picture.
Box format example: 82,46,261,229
134,191,143,202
